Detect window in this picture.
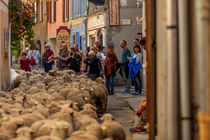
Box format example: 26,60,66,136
40,1,44,21
73,34,76,45
120,0,127,7
63,0,69,22
47,0,56,23
34,1,37,23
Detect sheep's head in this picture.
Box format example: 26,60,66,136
101,114,116,122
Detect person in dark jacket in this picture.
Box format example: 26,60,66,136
42,43,54,72
104,45,118,94
86,50,102,80
68,48,82,74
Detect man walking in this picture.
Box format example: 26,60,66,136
120,40,131,94
54,42,70,70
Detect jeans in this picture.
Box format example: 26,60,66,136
134,71,142,93
105,72,115,92
44,62,53,73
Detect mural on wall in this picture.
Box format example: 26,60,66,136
56,26,70,51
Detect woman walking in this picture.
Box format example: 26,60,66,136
104,45,118,94
42,43,54,72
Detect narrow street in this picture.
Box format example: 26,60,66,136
107,87,149,140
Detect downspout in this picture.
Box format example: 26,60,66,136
177,0,191,139
166,0,178,140
195,0,210,139
8,23,12,90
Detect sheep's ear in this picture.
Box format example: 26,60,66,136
69,103,73,108
100,117,104,121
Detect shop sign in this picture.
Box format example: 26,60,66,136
56,26,70,50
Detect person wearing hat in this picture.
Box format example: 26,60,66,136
127,45,142,95
25,47,29,55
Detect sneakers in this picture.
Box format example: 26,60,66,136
121,89,131,94
130,127,145,133
132,91,141,95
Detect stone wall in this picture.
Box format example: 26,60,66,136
0,0,9,90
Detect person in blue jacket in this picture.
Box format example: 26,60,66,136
127,45,142,95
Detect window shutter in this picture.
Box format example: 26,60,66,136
47,2,51,23
63,0,65,22
66,0,69,21
54,1,56,22
76,32,80,50
80,0,83,17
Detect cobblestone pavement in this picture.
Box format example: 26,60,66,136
107,86,149,140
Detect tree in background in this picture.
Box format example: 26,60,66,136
9,0,36,53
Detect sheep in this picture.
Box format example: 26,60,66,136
76,115,99,131
79,108,98,121
61,88,79,99
101,114,126,140
21,113,45,127
85,123,104,139
1,118,25,136
34,136,61,140
66,132,99,140
16,127,33,139
0,133,11,140
33,120,73,139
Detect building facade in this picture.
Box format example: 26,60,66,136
70,0,87,51
86,1,107,47
33,0,48,54
47,0,71,54
107,0,142,59
0,0,10,90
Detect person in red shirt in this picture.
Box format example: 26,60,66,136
20,52,31,72
42,43,54,72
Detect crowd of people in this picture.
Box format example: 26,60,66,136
19,38,147,133
20,38,146,95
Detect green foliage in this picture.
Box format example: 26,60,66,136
9,0,36,52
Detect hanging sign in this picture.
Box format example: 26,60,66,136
56,26,70,51
109,0,120,26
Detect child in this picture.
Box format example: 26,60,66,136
20,52,31,72
127,45,142,95
130,98,147,133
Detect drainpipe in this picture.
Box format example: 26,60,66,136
166,0,178,140
8,23,12,90
195,0,210,139
177,0,191,139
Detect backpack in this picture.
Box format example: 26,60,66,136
29,51,37,65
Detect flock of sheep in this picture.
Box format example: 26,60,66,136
0,70,127,140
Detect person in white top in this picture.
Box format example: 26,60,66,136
27,49,41,71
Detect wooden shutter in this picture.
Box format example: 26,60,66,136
47,2,51,23
54,1,56,22
63,0,65,22
66,0,69,21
